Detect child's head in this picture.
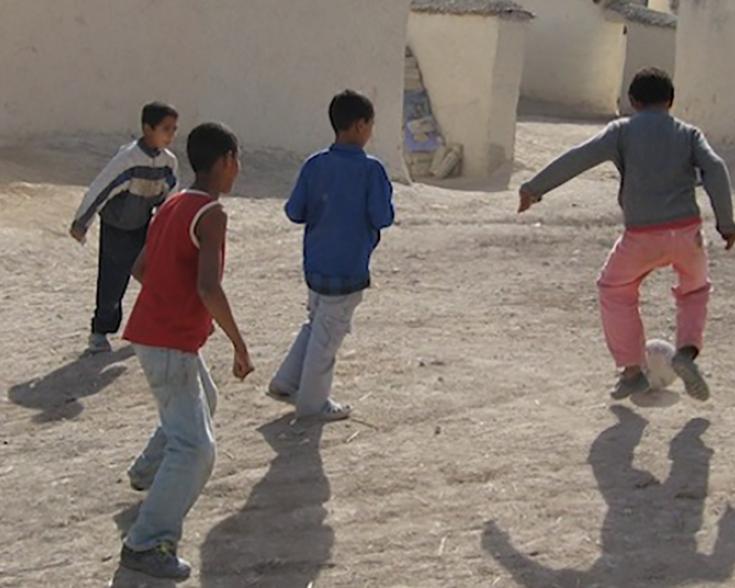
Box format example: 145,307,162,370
187,123,240,194
329,90,375,147
142,102,179,149
628,68,675,112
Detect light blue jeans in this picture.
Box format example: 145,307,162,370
125,344,217,551
272,290,363,416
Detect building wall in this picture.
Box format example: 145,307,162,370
520,0,627,116
407,13,526,176
675,0,735,145
619,22,676,115
0,0,411,177
648,0,673,14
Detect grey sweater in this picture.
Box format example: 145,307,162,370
522,111,735,234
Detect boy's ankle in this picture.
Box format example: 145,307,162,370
677,345,699,361
621,366,643,380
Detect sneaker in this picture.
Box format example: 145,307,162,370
120,542,191,581
610,372,651,400
126,469,148,492
316,399,352,422
266,382,296,405
86,333,111,354
672,352,710,401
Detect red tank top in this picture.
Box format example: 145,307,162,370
124,190,225,353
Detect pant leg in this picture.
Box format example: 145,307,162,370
127,353,218,489
671,225,711,352
270,291,320,395
125,345,216,551
197,353,218,417
91,222,147,335
296,291,363,416
128,427,167,490
597,232,668,368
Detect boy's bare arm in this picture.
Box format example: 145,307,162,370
131,247,146,283
196,207,254,380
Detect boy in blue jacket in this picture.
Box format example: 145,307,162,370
269,90,395,420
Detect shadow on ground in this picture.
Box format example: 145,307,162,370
7,346,135,422
199,415,334,587
483,405,735,587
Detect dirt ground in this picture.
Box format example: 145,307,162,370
2,118,735,588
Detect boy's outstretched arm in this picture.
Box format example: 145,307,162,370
368,163,395,230
518,122,622,212
693,130,735,250
196,206,255,380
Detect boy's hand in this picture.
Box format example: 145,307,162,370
69,224,87,244
518,188,536,213
233,345,255,381
722,231,735,251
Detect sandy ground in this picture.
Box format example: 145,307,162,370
2,119,735,588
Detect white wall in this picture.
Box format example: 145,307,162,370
520,0,627,116
649,0,673,14
675,0,735,145
619,22,676,115
0,0,411,178
408,13,527,176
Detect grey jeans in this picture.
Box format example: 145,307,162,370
272,290,363,416
125,344,217,551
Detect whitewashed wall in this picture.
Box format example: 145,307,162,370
675,0,735,145
0,0,411,177
619,22,676,115
408,13,527,176
520,0,626,116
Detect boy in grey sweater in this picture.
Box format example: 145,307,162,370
519,68,735,401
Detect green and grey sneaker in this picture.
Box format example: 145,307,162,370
672,352,710,401
120,542,191,581
266,382,296,405
610,372,651,400
86,333,111,355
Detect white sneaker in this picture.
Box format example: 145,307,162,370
316,399,352,422
86,333,111,354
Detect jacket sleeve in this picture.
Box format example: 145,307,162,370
367,161,395,230
167,155,179,197
285,163,309,224
71,148,132,230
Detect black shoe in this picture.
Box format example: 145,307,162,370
610,372,651,400
120,542,191,581
672,352,710,401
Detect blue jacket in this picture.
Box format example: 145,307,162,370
285,143,395,295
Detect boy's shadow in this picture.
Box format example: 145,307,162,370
483,405,735,587
199,416,334,587
7,346,134,422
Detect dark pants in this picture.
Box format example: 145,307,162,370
91,222,148,335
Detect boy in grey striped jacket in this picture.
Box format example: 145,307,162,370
70,102,179,354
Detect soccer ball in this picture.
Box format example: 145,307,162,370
644,339,678,390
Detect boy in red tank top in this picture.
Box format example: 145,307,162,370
118,123,254,580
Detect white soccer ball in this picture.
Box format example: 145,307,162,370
644,339,678,390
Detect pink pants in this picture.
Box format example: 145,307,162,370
597,223,710,368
